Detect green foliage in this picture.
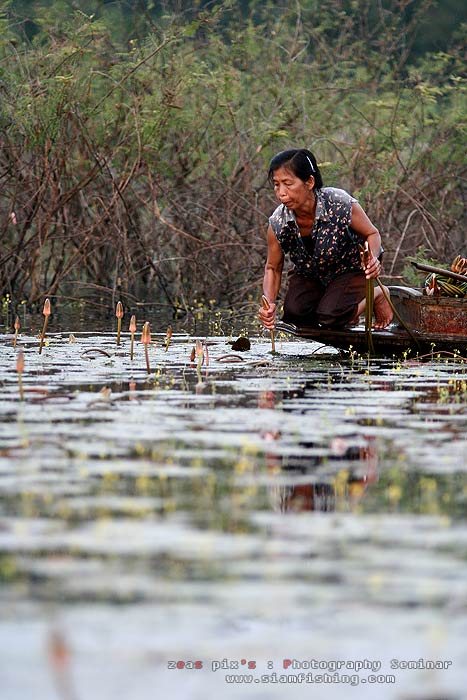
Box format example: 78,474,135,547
402,249,442,287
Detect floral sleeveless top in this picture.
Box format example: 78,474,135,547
269,187,362,286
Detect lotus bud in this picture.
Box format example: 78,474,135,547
141,322,151,344
129,315,136,361
39,298,51,354
116,301,124,346
142,322,151,374
13,315,20,348
165,324,172,352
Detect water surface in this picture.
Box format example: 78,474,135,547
1,322,466,700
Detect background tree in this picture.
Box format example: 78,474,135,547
0,0,465,313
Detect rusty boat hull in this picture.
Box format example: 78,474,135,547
275,286,467,356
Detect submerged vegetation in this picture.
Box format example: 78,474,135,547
0,0,466,316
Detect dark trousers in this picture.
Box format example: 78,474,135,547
282,270,368,329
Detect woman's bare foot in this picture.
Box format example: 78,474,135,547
373,286,394,329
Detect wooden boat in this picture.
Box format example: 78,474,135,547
275,286,467,356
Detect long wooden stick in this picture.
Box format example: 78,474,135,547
411,261,467,284
360,243,375,355
365,278,375,355
261,295,276,353
359,245,421,354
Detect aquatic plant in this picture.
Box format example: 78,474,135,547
141,322,151,374
16,349,24,400
13,316,20,348
116,301,124,346
195,339,204,384
2,295,11,330
38,298,51,354
451,256,467,275
129,315,137,361
195,340,204,366
165,325,172,352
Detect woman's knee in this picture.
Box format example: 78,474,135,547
317,302,359,328
284,295,317,319
283,276,323,321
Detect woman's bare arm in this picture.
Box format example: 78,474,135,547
259,225,284,329
350,202,383,279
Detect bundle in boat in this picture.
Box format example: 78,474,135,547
424,255,467,298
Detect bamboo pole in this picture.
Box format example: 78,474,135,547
360,243,375,356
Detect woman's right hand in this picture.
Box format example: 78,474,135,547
258,301,276,330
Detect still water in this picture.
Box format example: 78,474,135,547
1,313,466,700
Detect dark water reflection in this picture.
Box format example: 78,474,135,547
0,307,467,699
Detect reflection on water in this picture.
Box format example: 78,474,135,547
270,442,378,514
0,321,467,699
259,389,379,513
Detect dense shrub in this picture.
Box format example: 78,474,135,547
0,1,466,312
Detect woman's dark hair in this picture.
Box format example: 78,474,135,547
268,148,323,190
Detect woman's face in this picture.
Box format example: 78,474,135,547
272,166,314,210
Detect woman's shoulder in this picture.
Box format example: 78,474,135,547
319,187,357,205
269,203,294,231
